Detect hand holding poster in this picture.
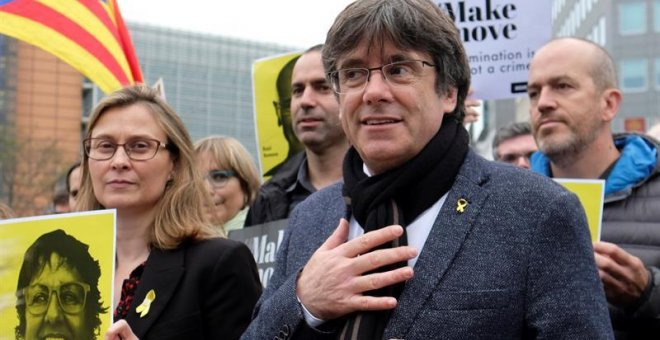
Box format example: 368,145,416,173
435,0,552,100
0,210,116,339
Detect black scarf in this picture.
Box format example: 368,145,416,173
339,116,469,340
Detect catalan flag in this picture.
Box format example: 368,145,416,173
0,0,143,94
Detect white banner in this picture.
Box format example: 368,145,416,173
436,0,552,100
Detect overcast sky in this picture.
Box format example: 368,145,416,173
117,0,355,48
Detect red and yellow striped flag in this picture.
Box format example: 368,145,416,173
0,0,143,94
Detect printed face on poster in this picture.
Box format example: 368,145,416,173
435,0,552,100
0,210,116,340
252,51,304,179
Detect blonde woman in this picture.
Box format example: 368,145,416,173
77,85,261,339
194,136,260,232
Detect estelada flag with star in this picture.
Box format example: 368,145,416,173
0,0,143,94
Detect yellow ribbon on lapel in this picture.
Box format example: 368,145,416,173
135,289,156,318
456,198,468,213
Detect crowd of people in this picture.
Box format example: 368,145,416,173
2,0,659,338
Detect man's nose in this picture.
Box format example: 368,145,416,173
299,87,317,109
536,88,557,112
516,156,531,170
362,70,391,103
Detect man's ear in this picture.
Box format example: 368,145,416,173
442,88,458,113
601,88,622,122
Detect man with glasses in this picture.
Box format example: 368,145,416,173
243,1,611,339
492,121,537,169
15,229,106,340
246,44,349,227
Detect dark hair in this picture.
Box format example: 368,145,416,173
15,229,106,339
323,0,470,121
65,162,81,194
492,121,532,159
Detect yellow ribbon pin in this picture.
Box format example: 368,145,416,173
456,198,468,213
135,289,156,318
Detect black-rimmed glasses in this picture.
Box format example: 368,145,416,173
206,170,235,188
22,282,90,315
83,138,169,161
328,59,435,94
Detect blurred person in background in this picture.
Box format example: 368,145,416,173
76,85,261,340
195,135,261,233
66,162,82,211
52,190,70,214
492,121,537,169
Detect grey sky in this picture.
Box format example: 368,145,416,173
117,0,355,48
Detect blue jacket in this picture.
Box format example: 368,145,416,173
532,133,660,338
531,134,657,198
243,150,613,339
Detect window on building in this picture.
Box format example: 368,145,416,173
655,0,660,32
655,59,660,89
620,59,648,91
619,2,647,35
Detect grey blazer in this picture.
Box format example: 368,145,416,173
242,151,613,339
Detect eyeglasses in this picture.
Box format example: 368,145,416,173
499,151,535,164
206,170,235,188
22,282,90,315
328,60,435,94
83,138,169,161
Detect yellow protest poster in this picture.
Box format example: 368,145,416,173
555,179,605,242
0,210,115,339
252,51,303,179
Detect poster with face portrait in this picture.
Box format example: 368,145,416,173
252,51,303,180
0,210,115,340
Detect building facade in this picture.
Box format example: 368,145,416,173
0,36,83,216
123,23,298,158
1,24,298,216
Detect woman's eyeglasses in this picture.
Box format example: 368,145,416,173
83,138,169,161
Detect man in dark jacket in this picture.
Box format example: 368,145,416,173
528,37,660,338
243,1,612,338
245,45,349,226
